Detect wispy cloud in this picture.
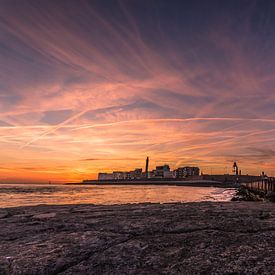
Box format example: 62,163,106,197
1,0,275,181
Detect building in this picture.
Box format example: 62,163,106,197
163,170,176,179
98,168,143,181
147,171,155,179
175,166,200,178
113,171,125,180
98,173,114,180
96,157,201,182
154,165,170,178
129,168,142,179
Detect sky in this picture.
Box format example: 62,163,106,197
1,0,275,182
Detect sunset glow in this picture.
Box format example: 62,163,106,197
1,0,275,182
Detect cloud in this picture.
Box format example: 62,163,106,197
246,147,275,160
1,0,275,181
40,109,74,125
0,120,12,127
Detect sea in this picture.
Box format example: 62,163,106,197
0,184,236,208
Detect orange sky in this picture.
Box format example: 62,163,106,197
1,0,275,182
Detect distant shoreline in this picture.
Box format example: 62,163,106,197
68,179,237,188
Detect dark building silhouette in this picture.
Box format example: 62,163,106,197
175,167,200,178
155,165,170,178
96,160,200,181
145,156,149,178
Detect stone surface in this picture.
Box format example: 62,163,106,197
0,202,275,274
32,212,57,219
0,210,9,219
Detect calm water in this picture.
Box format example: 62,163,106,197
0,184,236,208
0,184,235,207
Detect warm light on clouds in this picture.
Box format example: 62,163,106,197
1,0,275,182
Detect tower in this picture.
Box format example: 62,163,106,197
233,162,239,185
233,162,239,176
145,156,149,178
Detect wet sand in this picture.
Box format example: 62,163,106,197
0,202,275,274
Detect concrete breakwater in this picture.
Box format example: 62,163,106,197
1,202,275,274
233,185,275,202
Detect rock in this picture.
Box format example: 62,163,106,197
0,210,9,219
266,192,275,202
33,212,56,219
0,202,275,274
259,211,271,220
232,186,266,202
0,256,14,274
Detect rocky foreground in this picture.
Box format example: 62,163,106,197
0,202,275,274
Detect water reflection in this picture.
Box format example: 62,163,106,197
0,184,236,208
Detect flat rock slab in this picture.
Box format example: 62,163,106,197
33,212,57,219
0,202,275,274
0,210,9,219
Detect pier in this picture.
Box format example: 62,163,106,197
245,178,275,193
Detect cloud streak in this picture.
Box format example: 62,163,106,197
1,0,275,181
